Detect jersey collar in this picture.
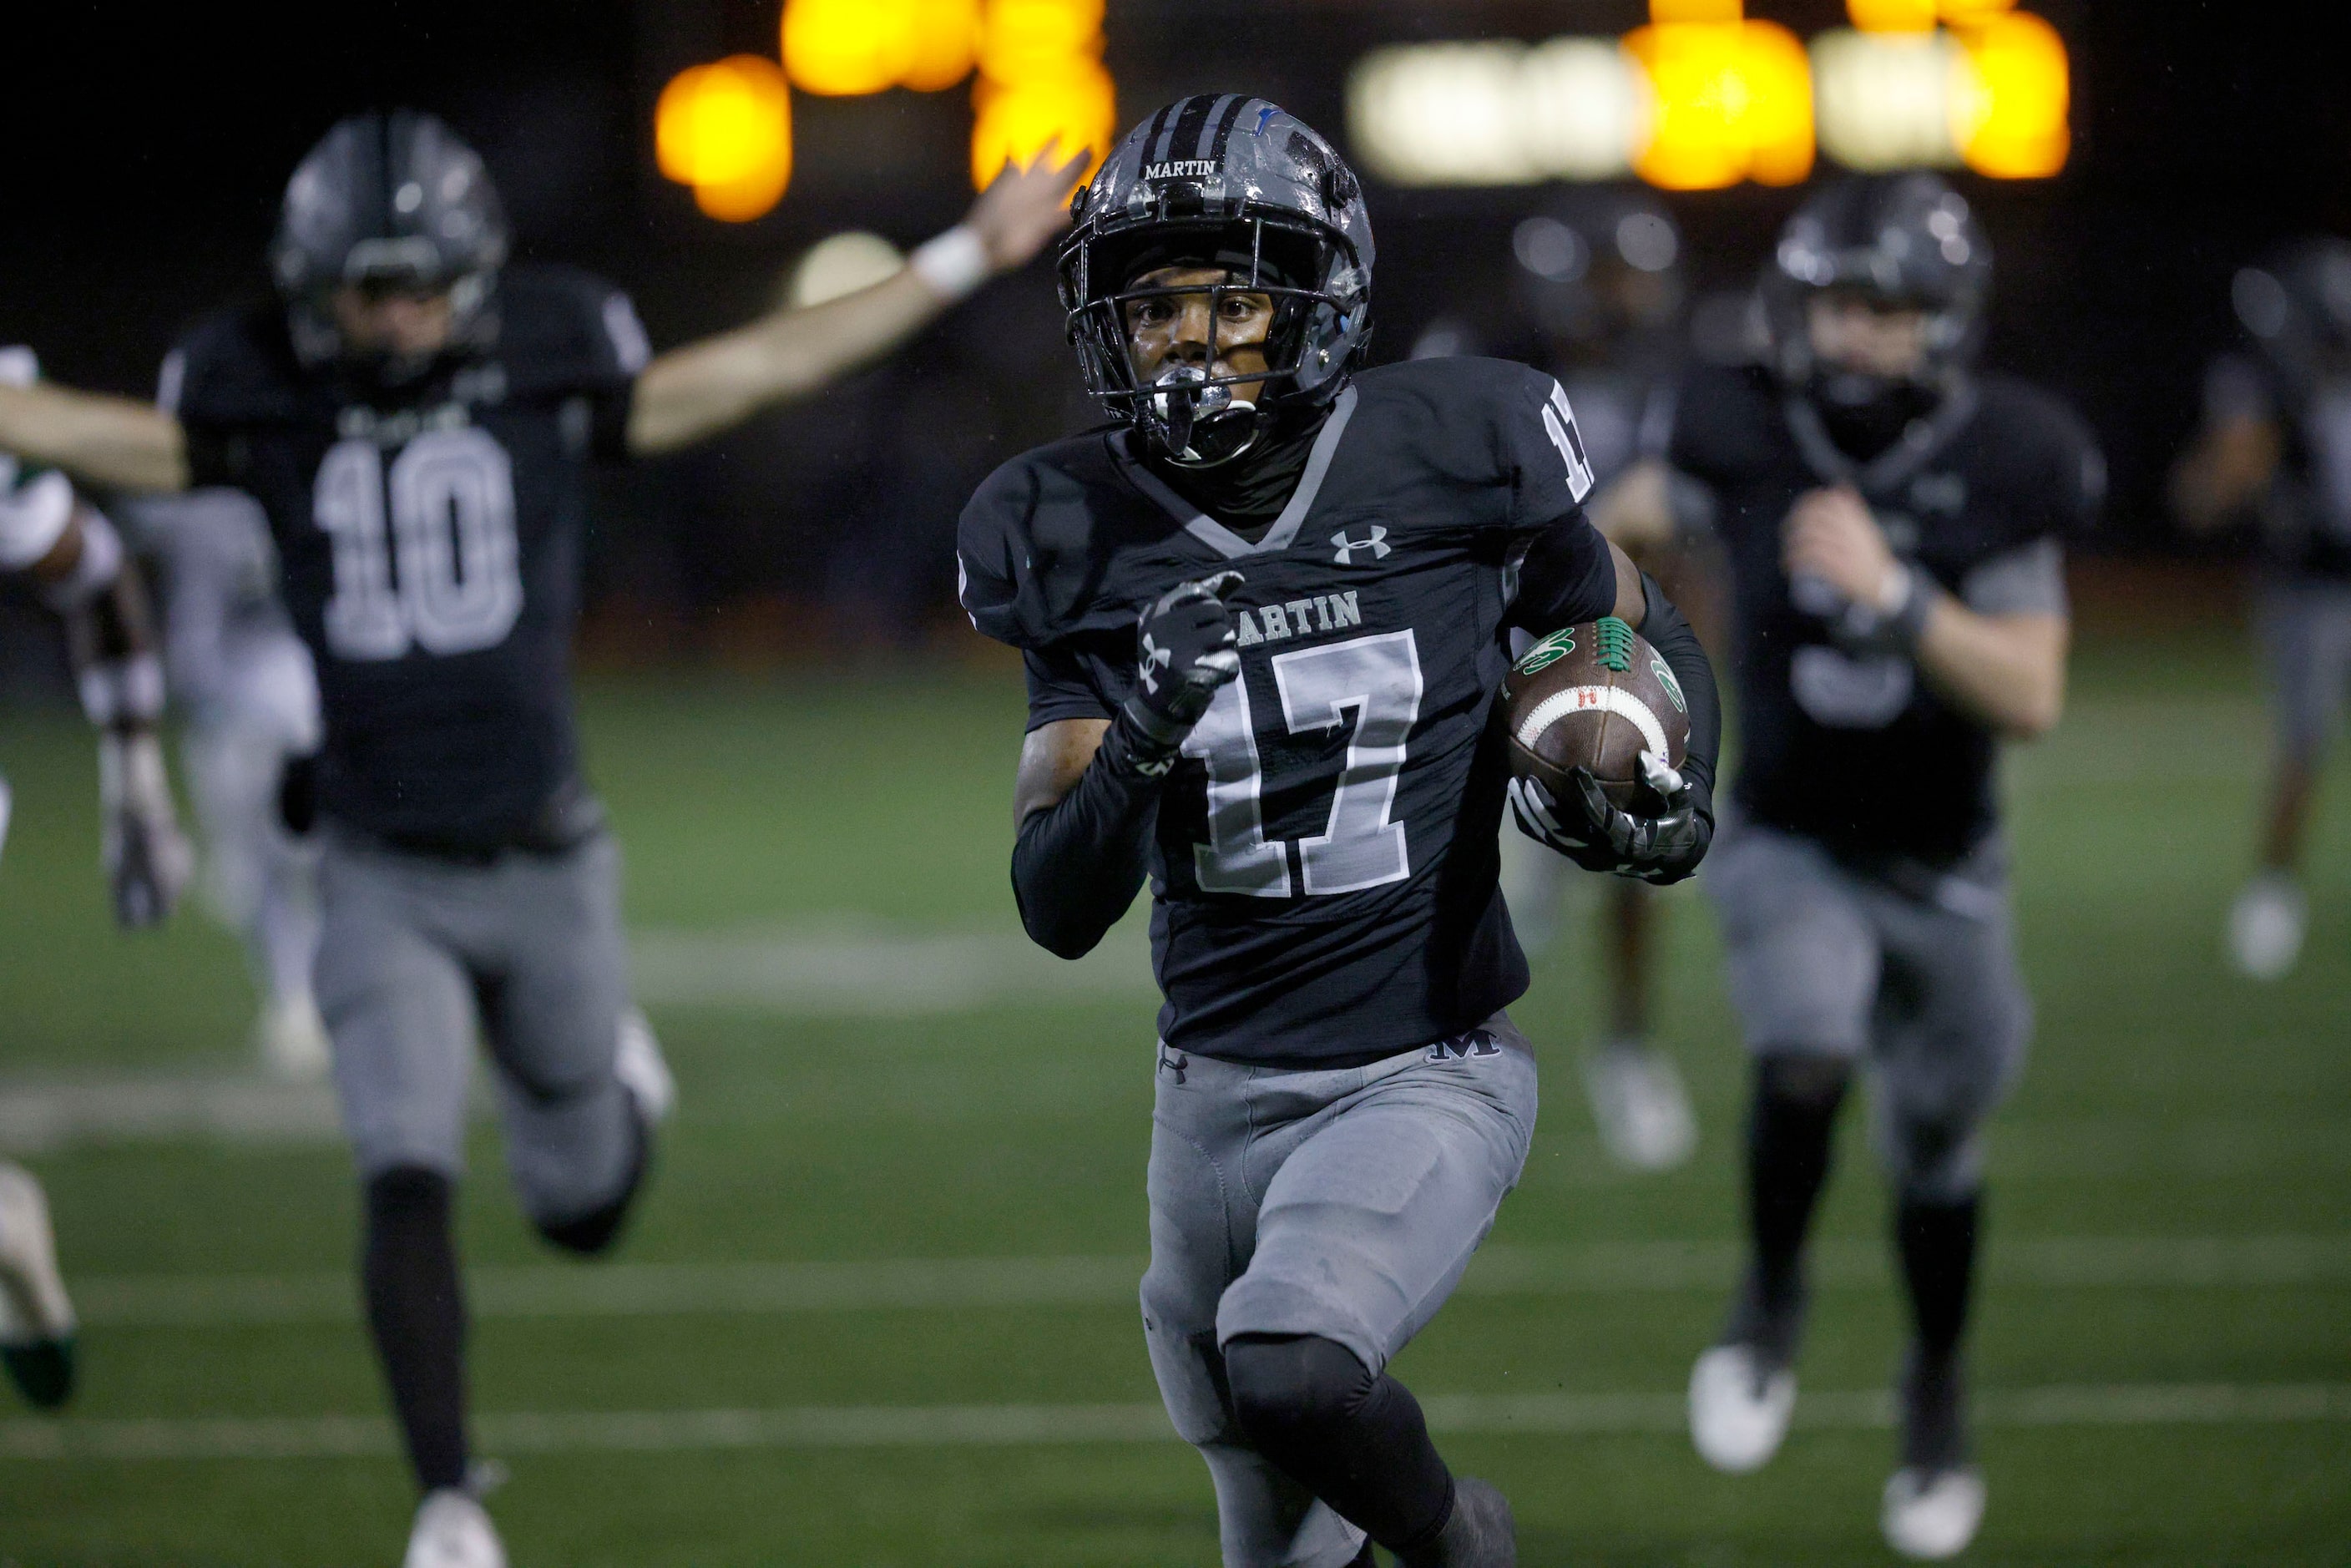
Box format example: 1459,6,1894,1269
1782,378,1979,498
1115,386,1359,559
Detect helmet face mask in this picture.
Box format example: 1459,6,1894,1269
1059,98,1374,466
271,110,510,385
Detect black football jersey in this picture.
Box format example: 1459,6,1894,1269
1671,364,2101,867
163,266,649,850
959,357,1619,1065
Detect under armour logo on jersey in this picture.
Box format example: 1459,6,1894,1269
1139,633,1171,694
1158,1049,1188,1084
1332,526,1391,565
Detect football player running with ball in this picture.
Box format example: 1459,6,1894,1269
0,113,1082,1568
0,352,195,1410
959,99,1722,1568
1672,175,2099,1559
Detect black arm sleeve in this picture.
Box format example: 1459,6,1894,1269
1009,716,1168,960
1640,569,1721,817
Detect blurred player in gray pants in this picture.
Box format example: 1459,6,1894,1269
1668,176,2099,1559
123,488,327,1078
2172,238,2351,979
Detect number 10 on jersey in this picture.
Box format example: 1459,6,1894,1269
315,428,524,660
1181,629,1424,898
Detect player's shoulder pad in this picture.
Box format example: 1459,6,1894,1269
495,264,652,389
1349,356,1568,477
957,429,1138,650
161,301,301,422
1969,372,2106,532
1663,361,1782,483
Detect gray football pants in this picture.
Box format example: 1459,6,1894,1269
1706,814,2031,1203
315,825,640,1228
1142,1018,1538,1568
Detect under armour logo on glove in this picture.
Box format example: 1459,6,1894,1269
1139,633,1173,695
1331,525,1391,565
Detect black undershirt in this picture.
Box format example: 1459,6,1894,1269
1139,412,1327,540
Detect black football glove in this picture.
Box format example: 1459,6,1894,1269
1508,751,1712,886
1112,571,1246,774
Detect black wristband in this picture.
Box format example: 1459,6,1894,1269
1101,702,1187,780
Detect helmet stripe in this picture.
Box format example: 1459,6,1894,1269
1137,100,1181,168
1165,95,1219,166
1203,94,1251,164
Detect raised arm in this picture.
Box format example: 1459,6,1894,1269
626,144,1090,456
0,382,189,493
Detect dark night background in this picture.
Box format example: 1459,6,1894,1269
3,0,2344,659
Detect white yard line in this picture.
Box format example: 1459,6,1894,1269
4,1382,2346,1461
68,1233,2351,1328
626,920,1156,1015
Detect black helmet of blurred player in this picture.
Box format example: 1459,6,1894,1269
2232,238,2351,394
1059,96,1374,467
1511,189,1684,363
270,110,510,384
1764,172,1989,448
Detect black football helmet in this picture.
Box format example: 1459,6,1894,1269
1059,96,1375,467
1763,171,1989,412
1510,187,1685,357
270,110,509,379
2232,238,2351,392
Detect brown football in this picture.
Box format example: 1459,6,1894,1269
1500,618,1692,808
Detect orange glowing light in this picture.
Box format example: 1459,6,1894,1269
1650,0,1741,22
1951,8,2068,178
1847,0,1937,31
656,57,793,220
1623,19,1813,190
1938,0,2016,22
977,0,1104,86
784,0,919,96
903,0,983,91
971,58,1114,188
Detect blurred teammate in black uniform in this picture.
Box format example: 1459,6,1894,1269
1673,175,2099,1560
961,99,1722,1568
2172,239,2351,979
0,111,1082,1568
0,346,193,1410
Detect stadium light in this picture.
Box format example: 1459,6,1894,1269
1347,40,1647,186
656,57,794,221
1621,15,1813,190
1951,8,2068,178
1846,0,1937,31
783,0,920,96
1812,29,1964,170
903,0,983,92
971,59,1116,188
969,0,1113,188
782,0,980,95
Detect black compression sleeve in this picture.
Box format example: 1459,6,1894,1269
1640,569,1721,811
1010,716,1167,960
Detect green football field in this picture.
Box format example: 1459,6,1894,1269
0,629,2346,1565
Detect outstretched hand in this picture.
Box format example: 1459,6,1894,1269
964,140,1094,274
